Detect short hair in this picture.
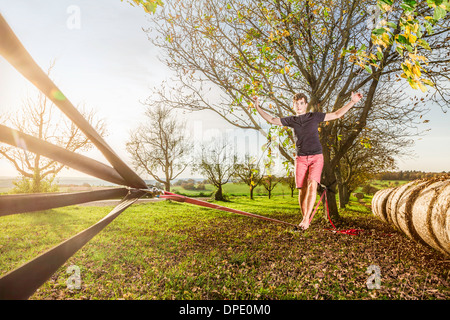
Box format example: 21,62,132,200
293,93,308,103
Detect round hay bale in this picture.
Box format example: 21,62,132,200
394,180,430,236
372,176,450,256
411,180,450,256
386,181,417,227
372,188,394,223
431,182,450,255
354,193,364,200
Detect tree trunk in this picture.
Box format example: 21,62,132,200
339,184,350,208
249,185,254,200
164,181,170,192
335,168,347,209
321,145,339,221
343,185,350,207
215,184,225,201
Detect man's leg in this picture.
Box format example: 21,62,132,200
299,179,318,230
294,157,308,224
298,187,307,223
299,154,323,230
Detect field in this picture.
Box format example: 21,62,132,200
0,190,448,300
170,181,293,197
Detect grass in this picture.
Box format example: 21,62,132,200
0,194,448,300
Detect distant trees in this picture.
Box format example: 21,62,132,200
376,170,449,181
174,178,207,191
126,105,191,192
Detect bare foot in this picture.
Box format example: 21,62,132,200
298,219,307,230
301,221,310,230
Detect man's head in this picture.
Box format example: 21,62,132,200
293,93,308,115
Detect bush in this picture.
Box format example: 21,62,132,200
10,176,59,194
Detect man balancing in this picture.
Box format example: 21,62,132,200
253,92,363,230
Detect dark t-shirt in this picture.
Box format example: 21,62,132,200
280,112,326,156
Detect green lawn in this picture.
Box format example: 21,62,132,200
0,194,448,300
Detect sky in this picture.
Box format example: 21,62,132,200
0,0,449,181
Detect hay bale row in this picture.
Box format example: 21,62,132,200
372,177,450,256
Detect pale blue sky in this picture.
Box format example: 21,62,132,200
0,0,448,180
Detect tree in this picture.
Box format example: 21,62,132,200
261,174,279,199
0,63,106,193
126,104,191,191
332,90,421,207
122,0,163,13
336,136,398,207
233,154,264,200
346,0,450,98
193,138,237,201
144,0,449,220
279,171,297,198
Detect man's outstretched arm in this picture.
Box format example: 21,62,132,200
253,96,282,126
324,92,363,121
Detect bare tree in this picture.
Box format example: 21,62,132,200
279,170,297,198
193,137,237,201
261,174,279,199
233,154,264,200
0,62,106,193
126,104,191,191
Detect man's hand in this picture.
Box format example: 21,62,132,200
252,95,259,107
351,92,363,103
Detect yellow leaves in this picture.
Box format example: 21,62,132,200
381,32,390,46
379,3,392,12
402,60,431,92
284,65,290,74
407,33,417,44
408,53,428,64
268,29,290,42
417,81,427,92
281,30,290,37
371,33,389,48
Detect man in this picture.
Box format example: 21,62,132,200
253,92,363,230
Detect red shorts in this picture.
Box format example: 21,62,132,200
295,154,324,188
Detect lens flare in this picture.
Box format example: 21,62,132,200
50,88,66,101
11,129,27,151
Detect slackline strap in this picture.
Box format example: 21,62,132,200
160,189,364,236
0,188,130,216
313,187,364,236
0,14,146,189
159,192,298,228
0,189,146,300
0,124,128,186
